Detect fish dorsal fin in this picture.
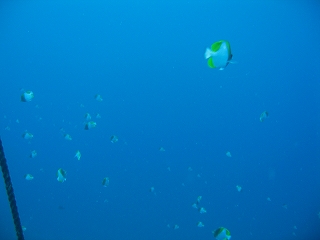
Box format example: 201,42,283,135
211,41,223,52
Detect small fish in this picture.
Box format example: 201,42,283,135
84,113,91,121
197,222,204,227
173,225,179,230
212,227,231,240
205,40,233,70
199,207,207,214
159,147,165,152
84,121,97,130
110,135,118,143
260,111,269,122
236,185,242,192
21,90,34,102
102,177,110,187
74,150,81,160
226,151,232,157
64,134,72,140
95,94,103,102
24,174,34,180
22,132,33,140
29,150,37,158
192,203,198,209
57,168,67,183
196,196,202,204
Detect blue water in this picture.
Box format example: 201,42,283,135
0,1,320,239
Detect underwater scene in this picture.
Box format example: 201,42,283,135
0,1,320,239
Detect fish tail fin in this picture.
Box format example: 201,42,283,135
204,48,213,59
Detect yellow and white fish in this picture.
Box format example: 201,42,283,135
213,227,231,240
84,113,91,121
57,168,67,183
236,185,242,192
64,134,72,140
22,132,33,140
205,40,233,70
199,207,207,214
84,121,97,130
95,94,103,102
74,150,81,160
110,135,118,143
24,174,34,180
29,150,37,158
260,111,269,122
197,222,204,227
159,147,165,152
21,90,34,102
102,177,110,187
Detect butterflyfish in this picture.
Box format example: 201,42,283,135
212,227,231,240
205,40,233,70
57,168,67,183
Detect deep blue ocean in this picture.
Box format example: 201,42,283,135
0,1,320,239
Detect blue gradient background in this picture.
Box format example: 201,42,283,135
0,1,320,239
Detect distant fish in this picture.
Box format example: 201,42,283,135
205,40,234,70
24,174,34,180
64,134,72,140
84,113,91,121
102,177,110,187
57,168,67,183
197,222,204,227
74,150,81,160
159,147,165,152
260,111,269,122
199,207,207,214
21,90,34,102
95,94,103,102
84,121,97,130
110,135,118,143
29,150,37,158
22,131,33,140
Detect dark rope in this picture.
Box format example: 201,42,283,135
0,139,25,240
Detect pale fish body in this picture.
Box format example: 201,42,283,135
24,174,34,180
21,90,34,102
57,168,67,183
74,150,81,160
